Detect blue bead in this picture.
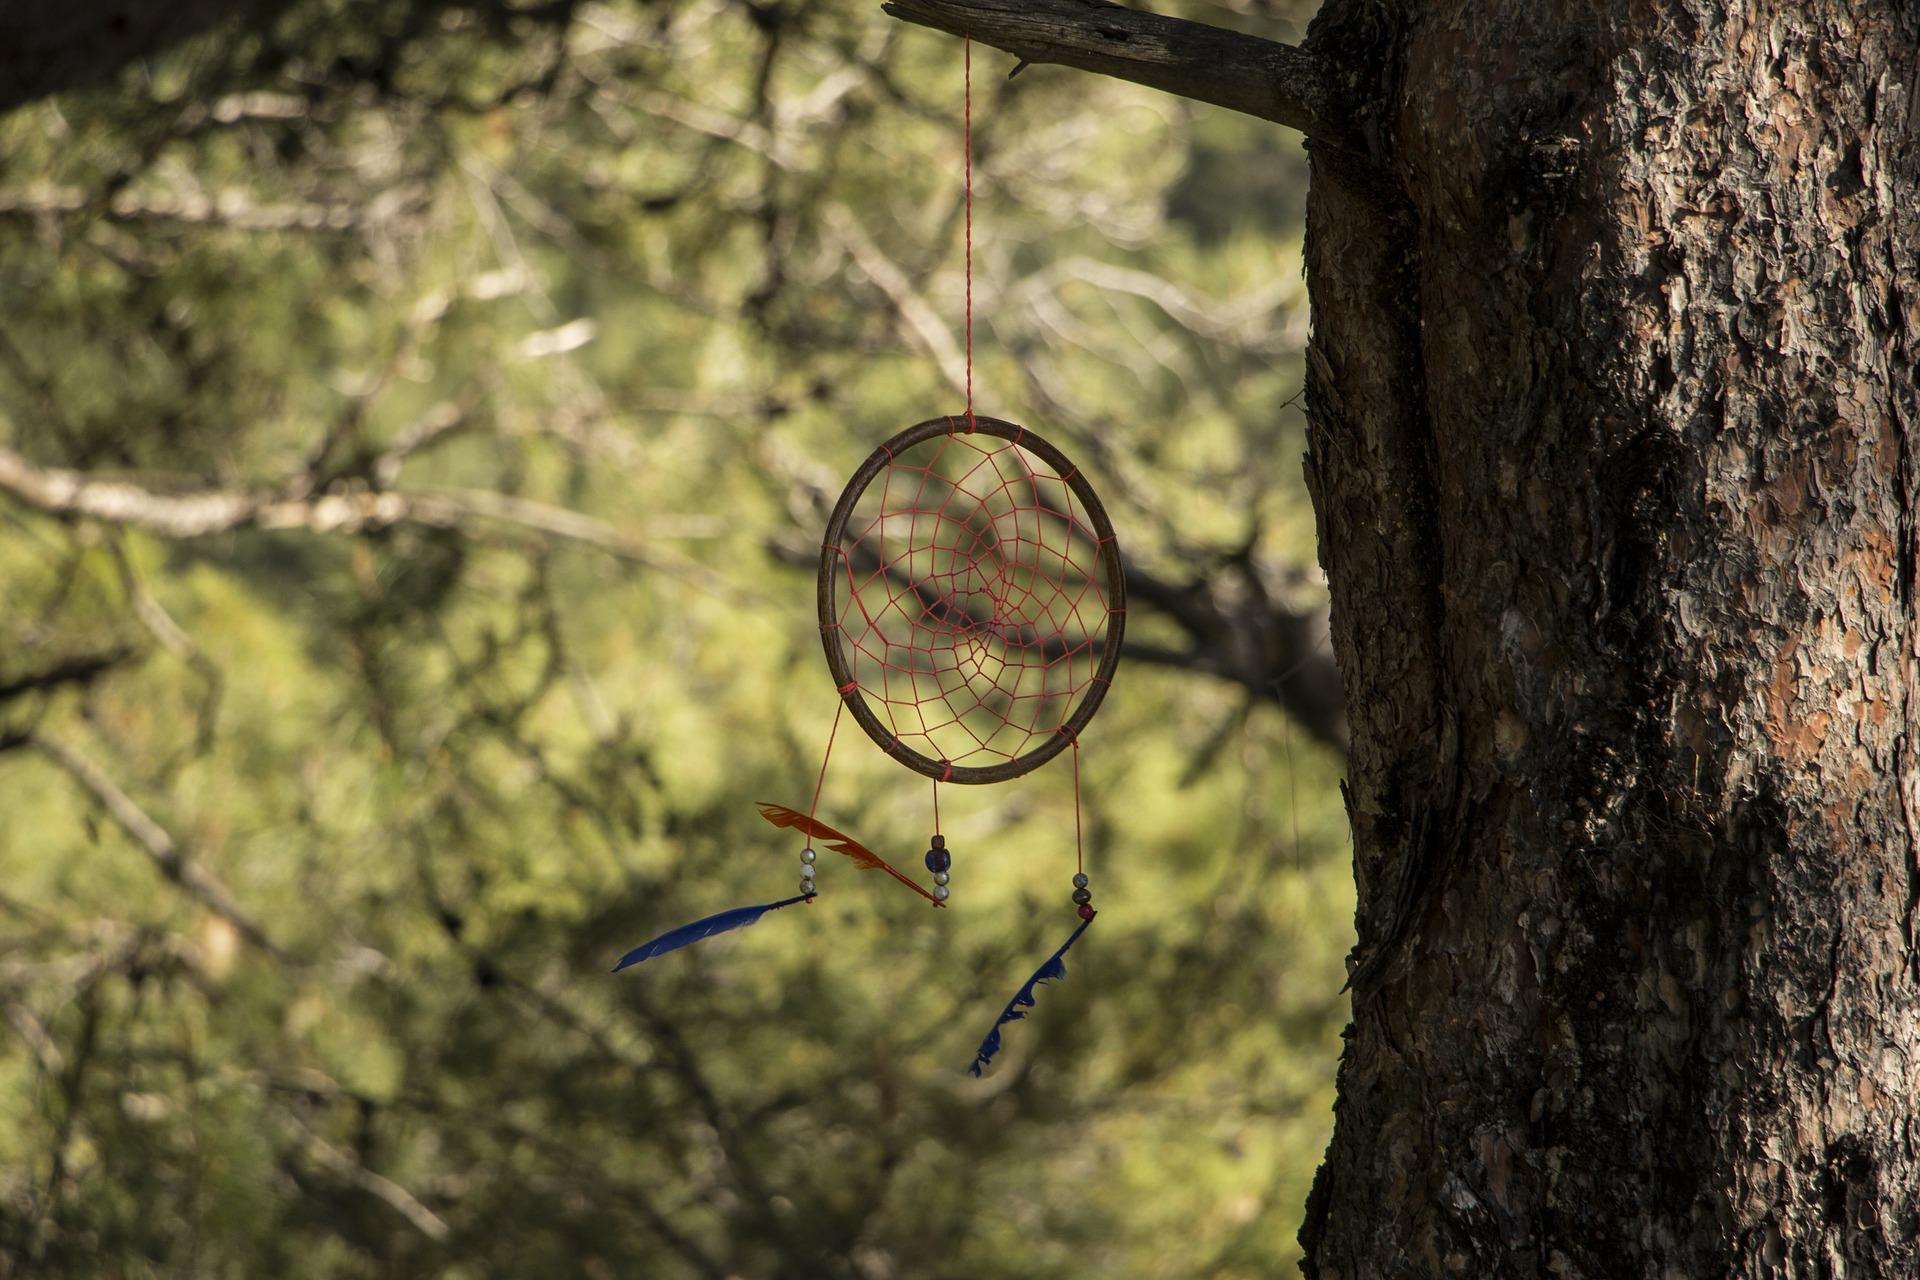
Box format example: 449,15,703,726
925,847,951,873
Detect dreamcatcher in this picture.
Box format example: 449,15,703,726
614,39,1127,1076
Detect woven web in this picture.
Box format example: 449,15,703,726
825,427,1117,772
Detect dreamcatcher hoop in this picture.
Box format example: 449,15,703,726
817,415,1126,785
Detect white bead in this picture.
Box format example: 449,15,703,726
934,871,949,886
933,885,950,901
800,848,817,865
800,876,816,895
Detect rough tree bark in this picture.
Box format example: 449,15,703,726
891,1,1920,1276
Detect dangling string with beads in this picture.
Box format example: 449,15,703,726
966,737,1098,1076
614,35,1124,1081
927,777,951,902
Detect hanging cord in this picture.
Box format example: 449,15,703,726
1068,738,1095,918
963,32,974,428
925,774,953,901
808,701,844,827
1072,739,1084,879
798,700,845,900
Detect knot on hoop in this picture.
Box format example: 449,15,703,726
939,759,954,782
837,680,859,696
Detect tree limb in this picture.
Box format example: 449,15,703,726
107,536,224,750
0,186,375,233
0,646,135,706
0,446,689,575
769,528,1346,751
285,1114,452,1244
827,204,971,401
1123,555,1345,751
28,730,286,962
880,0,1355,148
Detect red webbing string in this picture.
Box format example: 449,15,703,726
828,428,1115,771
963,32,974,428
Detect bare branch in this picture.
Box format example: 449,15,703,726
3,1000,63,1075
880,0,1356,149
0,446,700,574
827,205,971,402
373,399,475,487
0,186,376,232
286,1116,452,1243
107,536,223,748
0,646,135,706
767,508,1346,751
1122,554,1346,750
635,90,798,169
28,730,287,961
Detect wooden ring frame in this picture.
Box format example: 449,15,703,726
817,416,1126,784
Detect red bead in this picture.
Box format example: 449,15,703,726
1077,904,1095,920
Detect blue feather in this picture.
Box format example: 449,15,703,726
612,894,811,972
966,913,1095,1076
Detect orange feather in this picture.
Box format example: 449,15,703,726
757,802,945,907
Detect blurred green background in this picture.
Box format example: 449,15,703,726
0,1,1347,1275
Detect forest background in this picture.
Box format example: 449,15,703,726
0,1,1351,1275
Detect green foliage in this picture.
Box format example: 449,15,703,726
0,2,1345,1275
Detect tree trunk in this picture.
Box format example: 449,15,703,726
1298,2,1920,1276
898,0,1920,1270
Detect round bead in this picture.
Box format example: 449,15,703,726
800,877,817,895
924,847,952,874
934,871,949,886
1071,887,1092,905
1072,873,1089,889
800,847,817,865
933,884,950,901
930,833,946,849
1077,903,1095,920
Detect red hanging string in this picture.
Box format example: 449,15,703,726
797,702,846,906
963,32,974,428
929,35,966,847
1072,739,1084,878
808,701,844,829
